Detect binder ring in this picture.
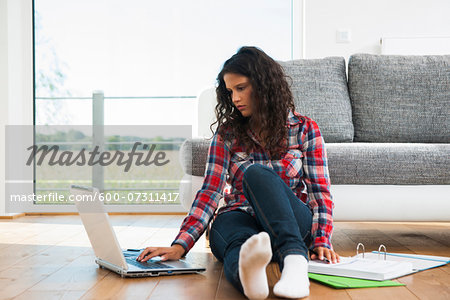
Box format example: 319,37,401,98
378,244,387,260
356,243,365,258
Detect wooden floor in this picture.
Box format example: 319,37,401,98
0,215,448,300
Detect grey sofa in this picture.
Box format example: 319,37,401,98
179,54,450,221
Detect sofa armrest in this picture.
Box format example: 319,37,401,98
178,174,204,210
179,138,210,176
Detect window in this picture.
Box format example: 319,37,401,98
33,0,300,211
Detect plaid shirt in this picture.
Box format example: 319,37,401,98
172,111,334,253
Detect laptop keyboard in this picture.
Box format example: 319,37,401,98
126,257,174,269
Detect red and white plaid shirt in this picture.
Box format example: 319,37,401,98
172,110,334,253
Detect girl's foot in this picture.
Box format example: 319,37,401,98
273,254,310,298
239,232,272,299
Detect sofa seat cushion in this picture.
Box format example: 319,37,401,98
348,54,450,143
279,57,354,143
326,143,450,185
181,139,450,185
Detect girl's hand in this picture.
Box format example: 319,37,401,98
137,244,185,262
311,247,340,264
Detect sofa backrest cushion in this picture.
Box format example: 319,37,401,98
279,57,354,143
348,54,450,143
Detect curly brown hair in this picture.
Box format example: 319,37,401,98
211,46,295,159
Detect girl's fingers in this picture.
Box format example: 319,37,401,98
329,250,337,263
324,249,332,263
137,247,152,261
316,247,324,260
141,249,163,262
138,247,160,261
312,246,341,264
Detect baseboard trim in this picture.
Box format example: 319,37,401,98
0,213,26,219
331,185,450,221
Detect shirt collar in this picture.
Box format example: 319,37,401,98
286,110,301,126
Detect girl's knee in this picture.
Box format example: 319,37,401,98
243,163,274,182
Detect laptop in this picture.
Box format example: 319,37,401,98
70,185,206,277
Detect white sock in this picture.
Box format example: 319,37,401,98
238,232,272,300
273,255,310,299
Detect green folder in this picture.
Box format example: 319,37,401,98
308,273,405,289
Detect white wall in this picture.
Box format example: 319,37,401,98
6,0,33,126
0,0,33,215
0,0,8,215
304,0,450,59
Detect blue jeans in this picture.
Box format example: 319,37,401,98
209,164,313,293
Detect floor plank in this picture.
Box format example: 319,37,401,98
79,272,159,300
398,267,450,299
215,267,246,300
13,290,87,300
345,285,419,300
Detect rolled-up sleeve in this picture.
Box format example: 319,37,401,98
172,131,230,253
